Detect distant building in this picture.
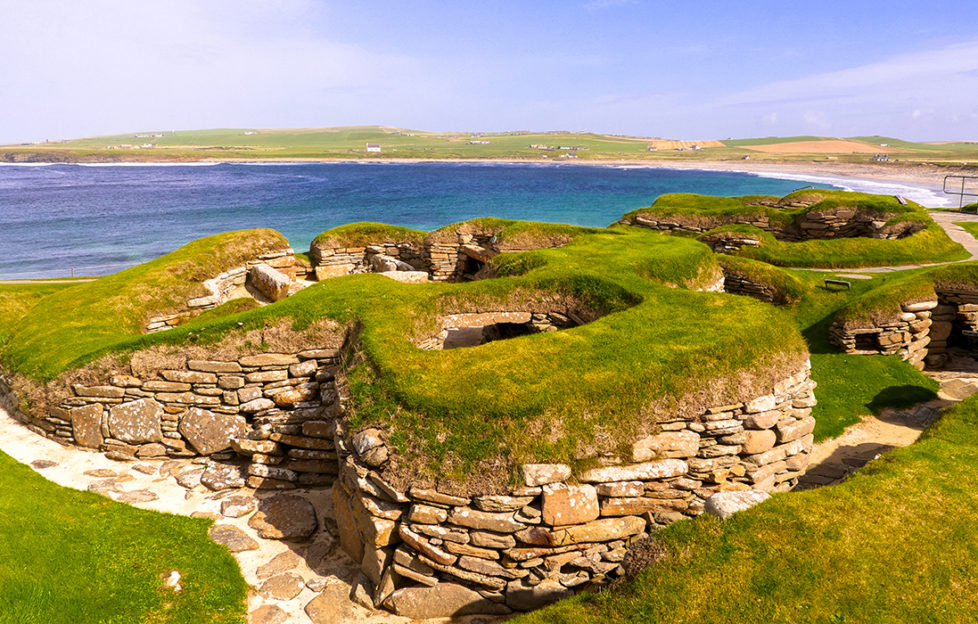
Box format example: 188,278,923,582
647,146,658,151
879,143,888,147
872,154,891,162
244,131,258,136
529,144,553,150
557,146,582,151
469,140,490,144
741,155,751,160
559,152,579,159
366,144,381,153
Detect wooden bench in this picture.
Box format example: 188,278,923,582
824,278,851,289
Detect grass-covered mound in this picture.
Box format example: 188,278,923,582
622,190,967,268
716,256,810,305
311,222,427,250
0,450,246,624
622,189,923,230
310,218,608,254
514,394,978,624
831,262,978,329
0,229,289,381
425,217,608,250
785,268,938,439
1,226,808,490
700,220,966,268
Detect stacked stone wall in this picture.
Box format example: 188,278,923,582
332,363,816,616
829,292,978,370
627,209,921,244
146,249,296,332
311,243,423,281
3,348,341,478
722,269,786,304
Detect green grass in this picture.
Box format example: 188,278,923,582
0,283,79,345
1,226,808,488
311,222,427,249
5,126,977,164
623,190,968,268
954,220,978,238
707,220,967,268
514,393,978,624
0,451,246,624
832,262,978,328
787,269,938,439
626,189,929,227
1,229,288,381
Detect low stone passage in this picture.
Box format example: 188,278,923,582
0,407,501,624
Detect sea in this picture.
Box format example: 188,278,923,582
0,162,951,280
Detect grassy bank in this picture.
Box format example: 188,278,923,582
515,393,978,624
624,190,968,268
1,226,808,489
0,229,288,381
0,451,246,624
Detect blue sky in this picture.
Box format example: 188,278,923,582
2,0,977,143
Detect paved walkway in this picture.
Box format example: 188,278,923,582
0,408,439,624
797,368,978,489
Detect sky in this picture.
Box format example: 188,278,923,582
2,0,978,143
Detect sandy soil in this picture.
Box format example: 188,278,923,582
743,140,900,154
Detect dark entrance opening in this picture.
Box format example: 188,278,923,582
443,321,538,349
854,333,881,351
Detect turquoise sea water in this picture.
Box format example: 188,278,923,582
0,162,843,279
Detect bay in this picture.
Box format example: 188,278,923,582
0,162,838,279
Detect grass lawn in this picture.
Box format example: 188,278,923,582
0,229,288,381
514,393,978,624
0,451,246,624
788,269,938,439
954,220,978,239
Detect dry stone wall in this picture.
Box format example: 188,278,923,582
829,292,978,370
331,362,816,617
4,348,341,486
311,243,424,280
146,249,297,332
310,231,570,285
626,206,922,243
721,268,786,305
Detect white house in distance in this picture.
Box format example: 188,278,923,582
366,143,381,152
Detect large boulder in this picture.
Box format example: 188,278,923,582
704,490,771,520
249,263,292,302
70,403,104,448
384,583,511,618
178,408,247,455
108,399,163,444
248,494,318,539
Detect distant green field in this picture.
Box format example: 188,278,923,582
4,125,977,165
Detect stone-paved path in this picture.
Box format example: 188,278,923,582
796,367,978,489
0,406,498,624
